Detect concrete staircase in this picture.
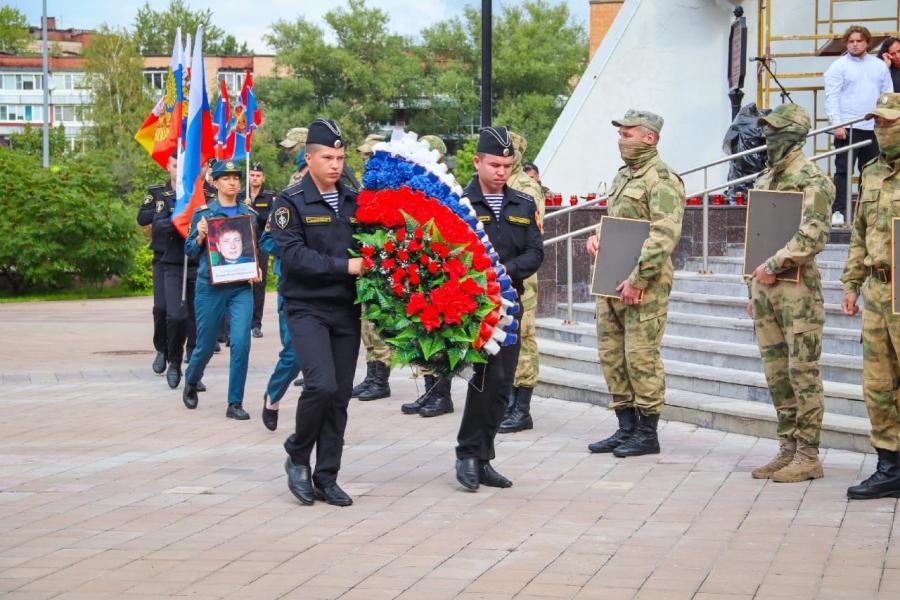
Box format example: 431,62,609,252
535,243,874,452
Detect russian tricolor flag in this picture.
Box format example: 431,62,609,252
172,26,214,238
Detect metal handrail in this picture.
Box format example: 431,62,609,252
545,115,868,223
543,129,874,324
543,139,872,247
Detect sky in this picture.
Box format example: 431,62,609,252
16,0,589,53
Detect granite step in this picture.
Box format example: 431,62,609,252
536,364,871,453
725,242,849,263
683,255,848,281
557,293,862,331
536,337,865,418
673,272,847,305
537,312,863,357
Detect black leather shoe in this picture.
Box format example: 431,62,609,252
358,361,391,401
251,327,263,338
226,403,250,420
499,387,534,433
284,458,315,505
613,412,661,457
293,377,304,387
152,352,166,374
402,375,436,414
589,407,637,453
262,393,279,431
479,461,512,488
351,361,377,398
196,381,206,392
456,457,479,491
314,483,353,506
848,448,900,499
213,343,221,354
182,383,198,409
166,364,182,389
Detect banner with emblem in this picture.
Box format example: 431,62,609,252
134,29,184,169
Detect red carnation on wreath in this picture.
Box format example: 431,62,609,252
354,187,501,376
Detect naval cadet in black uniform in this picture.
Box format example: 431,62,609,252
455,127,544,491
137,154,178,376
241,162,276,339
269,119,366,507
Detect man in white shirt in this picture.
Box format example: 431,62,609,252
824,25,893,225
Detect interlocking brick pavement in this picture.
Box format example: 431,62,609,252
0,295,898,599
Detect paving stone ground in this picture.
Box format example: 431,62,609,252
0,294,898,600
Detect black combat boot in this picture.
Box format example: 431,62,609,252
588,407,637,453
612,411,660,457
419,377,453,417
847,448,900,499
499,387,534,433
358,361,391,401
402,374,436,414
350,361,377,398
182,382,199,410
499,387,518,426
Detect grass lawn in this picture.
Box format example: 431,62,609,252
0,284,150,304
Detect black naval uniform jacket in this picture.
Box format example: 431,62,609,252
463,177,544,295
269,174,359,304
137,183,176,259
241,188,277,240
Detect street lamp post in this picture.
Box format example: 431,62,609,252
41,0,50,168
480,0,492,128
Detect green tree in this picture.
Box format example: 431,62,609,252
133,0,250,56
263,0,422,172
0,6,30,55
0,148,140,293
82,26,162,200
413,0,586,162
9,124,69,160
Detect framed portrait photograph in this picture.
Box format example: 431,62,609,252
206,215,259,285
590,216,650,299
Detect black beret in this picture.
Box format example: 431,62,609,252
477,126,513,157
307,118,344,148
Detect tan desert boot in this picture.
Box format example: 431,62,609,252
772,442,824,483
751,438,796,479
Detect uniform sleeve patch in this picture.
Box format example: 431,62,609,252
507,215,531,226
304,215,332,225
143,194,153,205
273,206,291,229
156,200,165,213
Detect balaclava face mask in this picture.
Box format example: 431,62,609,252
765,124,806,168
618,138,658,169
875,120,900,162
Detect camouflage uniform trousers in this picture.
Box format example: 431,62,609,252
361,317,393,366
596,298,667,415
750,279,825,446
861,278,900,451
513,274,539,388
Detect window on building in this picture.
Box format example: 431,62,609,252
0,106,6,120
51,73,85,90
218,71,244,95
53,105,88,123
143,70,167,92
0,74,42,90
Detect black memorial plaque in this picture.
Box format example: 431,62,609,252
590,216,651,298
743,189,803,282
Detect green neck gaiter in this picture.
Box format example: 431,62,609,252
618,139,658,170
876,122,900,162
765,126,805,168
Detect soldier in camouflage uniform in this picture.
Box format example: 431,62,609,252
585,110,685,457
400,135,458,417
744,104,835,483
499,131,546,433
281,128,309,186
352,133,393,402
842,92,900,500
